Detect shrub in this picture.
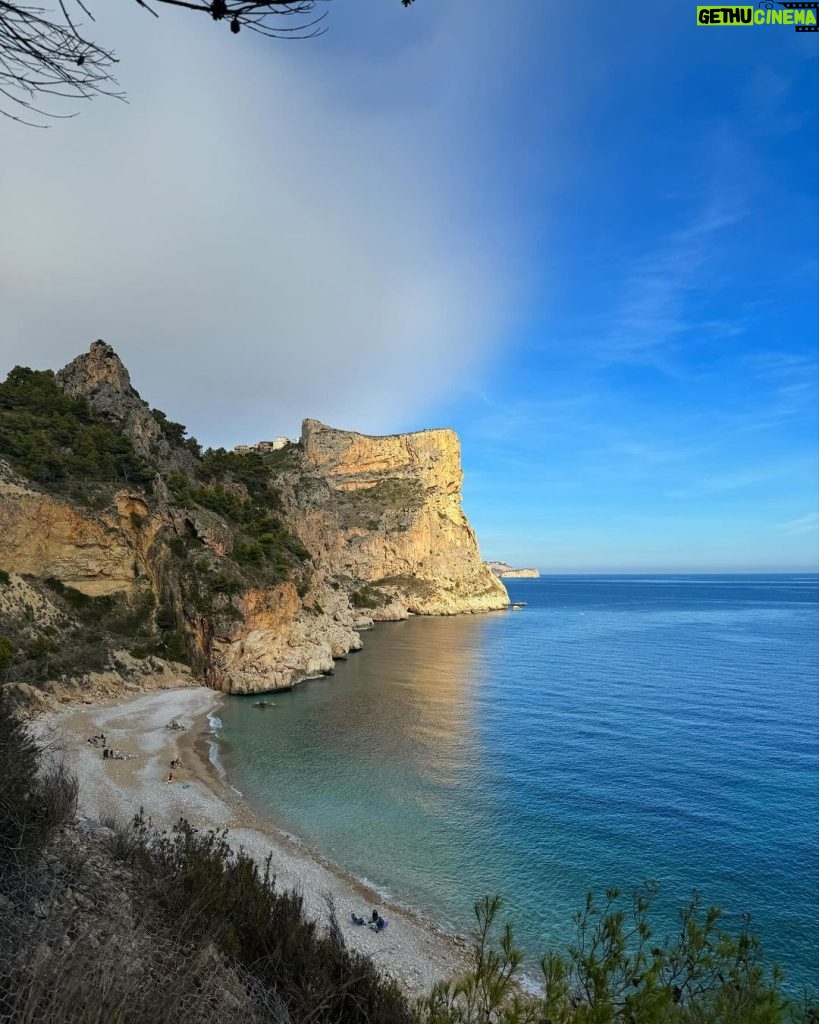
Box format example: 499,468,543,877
0,638,14,676
26,636,53,661
121,814,413,1024
0,696,77,871
151,408,189,446
164,466,308,582
420,890,816,1024
209,574,244,597
351,586,379,609
0,569,10,585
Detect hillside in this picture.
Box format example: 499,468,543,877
0,341,507,700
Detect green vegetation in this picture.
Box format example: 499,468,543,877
331,479,422,532
151,407,202,458
351,585,381,609
375,574,439,601
0,367,152,487
421,892,815,1024
122,812,411,1024
0,579,177,679
166,473,308,581
200,447,275,498
26,635,53,662
0,570,10,585
42,578,156,639
0,638,14,677
345,479,421,508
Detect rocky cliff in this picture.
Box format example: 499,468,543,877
0,342,507,699
274,420,509,619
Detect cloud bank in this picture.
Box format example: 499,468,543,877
0,1,526,447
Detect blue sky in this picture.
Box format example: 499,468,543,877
401,2,819,571
0,0,816,571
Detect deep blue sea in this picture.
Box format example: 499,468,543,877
216,575,819,991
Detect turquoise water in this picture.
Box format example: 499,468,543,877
216,575,819,990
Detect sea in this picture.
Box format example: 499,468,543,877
214,575,819,992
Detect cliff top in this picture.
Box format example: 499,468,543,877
300,418,457,445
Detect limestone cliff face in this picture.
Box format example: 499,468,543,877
275,420,509,617
0,460,151,597
204,572,364,695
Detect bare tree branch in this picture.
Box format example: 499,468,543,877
0,0,416,126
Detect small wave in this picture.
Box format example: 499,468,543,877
206,713,227,779
359,877,393,902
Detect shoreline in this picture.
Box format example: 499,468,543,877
42,686,470,998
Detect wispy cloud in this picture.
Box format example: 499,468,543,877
592,198,748,369
776,513,819,537
668,458,815,499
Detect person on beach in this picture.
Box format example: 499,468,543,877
167,770,174,783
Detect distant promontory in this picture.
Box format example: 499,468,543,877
486,562,540,579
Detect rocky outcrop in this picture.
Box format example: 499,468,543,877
205,572,363,694
274,420,509,617
486,562,540,579
56,340,196,472
0,460,150,597
1,342,508,700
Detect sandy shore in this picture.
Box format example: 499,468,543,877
42,688,469,997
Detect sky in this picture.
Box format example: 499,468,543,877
0,0,817,572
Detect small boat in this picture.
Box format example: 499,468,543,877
510,601,527,609
253,700,276,708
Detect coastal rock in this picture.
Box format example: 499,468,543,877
275,420,509,617
205,574,363,694
486,561,540,579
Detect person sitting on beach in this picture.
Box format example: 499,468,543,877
351,913,365,926
371,909,379,923
102,747,108,759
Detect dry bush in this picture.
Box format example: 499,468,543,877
0,697,77,872
0,865,286,1024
